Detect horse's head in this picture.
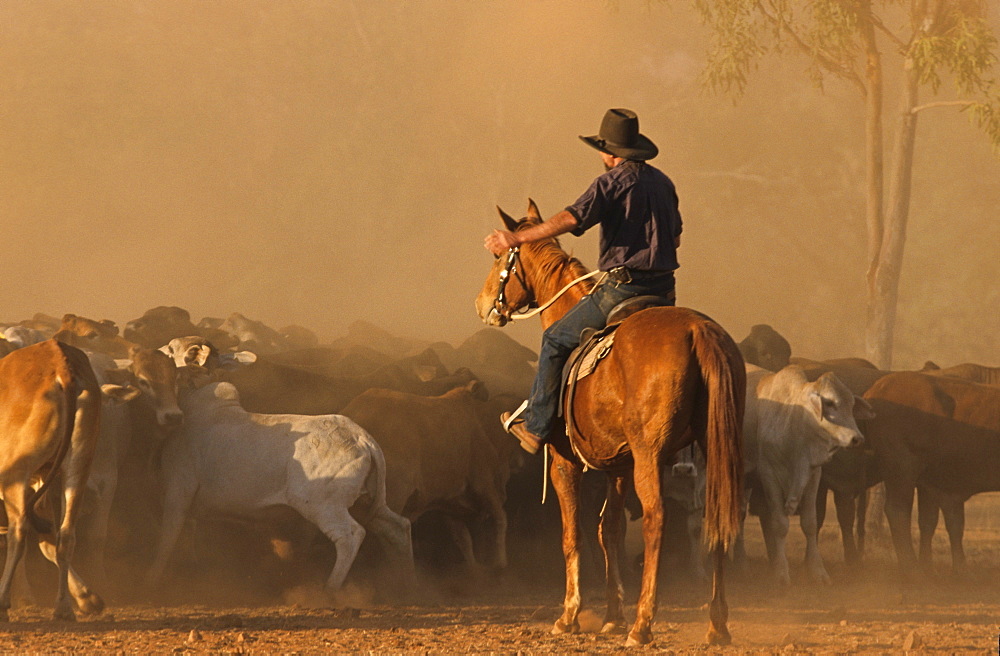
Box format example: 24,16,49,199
475,200,543,326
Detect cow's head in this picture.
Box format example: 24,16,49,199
159,336,220,369
805,372,871,449
105,347,184,428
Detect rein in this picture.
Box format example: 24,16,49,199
494,247,607,322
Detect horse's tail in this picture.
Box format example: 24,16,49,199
691,320,746,552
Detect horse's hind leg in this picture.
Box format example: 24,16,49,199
599,473,628,634
548,449,584,635
627,451,666,647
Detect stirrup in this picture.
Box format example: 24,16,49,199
502,400,529,432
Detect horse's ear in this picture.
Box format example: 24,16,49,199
497,206,519,233
526,198,542,222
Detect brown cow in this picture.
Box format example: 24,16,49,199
0,341,109,620
863,372,1000,579
54,313,136,359
913,361,1000,572
341,380,509,570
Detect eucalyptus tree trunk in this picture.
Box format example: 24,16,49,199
866,61,920,369
859,1,884,309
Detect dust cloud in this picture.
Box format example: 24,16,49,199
2,1,997,368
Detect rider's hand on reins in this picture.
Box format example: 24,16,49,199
485,229,518,256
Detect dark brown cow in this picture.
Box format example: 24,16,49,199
222,352,478,416
0,341,105,620
737,324,792,372
913,361,1000,572
341,380,509,570
124,306,239,352
863,372,1000,578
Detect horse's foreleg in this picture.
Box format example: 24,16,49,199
548,450,583,635
627,455,664,647
598,474,627,634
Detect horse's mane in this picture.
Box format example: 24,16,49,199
516,225,593,291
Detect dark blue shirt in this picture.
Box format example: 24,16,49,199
565,160,682,272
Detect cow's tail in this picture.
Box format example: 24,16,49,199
26,373,78,535
361,430,390,512
691,320,745,552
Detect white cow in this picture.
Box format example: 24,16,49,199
147,380,413,594
743,364,874,585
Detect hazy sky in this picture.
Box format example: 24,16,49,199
2,1,998,368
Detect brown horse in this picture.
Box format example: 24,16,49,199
475,200,745,646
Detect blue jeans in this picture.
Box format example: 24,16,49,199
523,271,676,439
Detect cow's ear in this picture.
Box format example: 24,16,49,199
497,206,519,233
103,368,134,386
218,350,256,371
526,198,542,222
808,390,824,419
127,344,144,360
853,396,876,422
101,383,141,404
190,344,215,368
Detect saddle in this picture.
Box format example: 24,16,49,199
558,294,675,468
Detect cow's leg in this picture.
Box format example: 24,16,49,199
815,480,829,532
800,468,830,584
882,480,918,578
627,451,666,647
0,490,30,622
475,488,509,570
35,537,103,615
856,486,869,558
759,482,791,585
307,505,366,593
548,449,583,636
687,505,708,583
916,485,939,571
51,475,94,622
363,504,415,588
145,476,197,588
75,487,113,590
939,495,967,575
441,516,479,568
831,489,859,566
598,473,627,635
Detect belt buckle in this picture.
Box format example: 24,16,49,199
609,266,632,284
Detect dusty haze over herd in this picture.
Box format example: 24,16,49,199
2,1,998,368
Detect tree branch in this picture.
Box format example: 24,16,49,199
910,100,976,114
870,12,905,50
758,0,865,92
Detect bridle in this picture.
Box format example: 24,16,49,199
490,247,534,326
489,246,607,325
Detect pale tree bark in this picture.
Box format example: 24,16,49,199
858,0,885,349
866,60,920,369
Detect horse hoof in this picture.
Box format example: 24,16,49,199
600,621,627,635
76,591,105,616
53,609,76,622
551,618,579,635
706,626,731,646
625,629,652,646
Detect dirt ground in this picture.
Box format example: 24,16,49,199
1,494,998,655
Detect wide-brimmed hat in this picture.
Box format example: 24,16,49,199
579,108,658,161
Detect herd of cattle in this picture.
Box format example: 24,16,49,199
0,306,997,622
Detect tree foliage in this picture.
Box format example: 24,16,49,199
692,0,1000,148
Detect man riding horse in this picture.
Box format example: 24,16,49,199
483,108,682,455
